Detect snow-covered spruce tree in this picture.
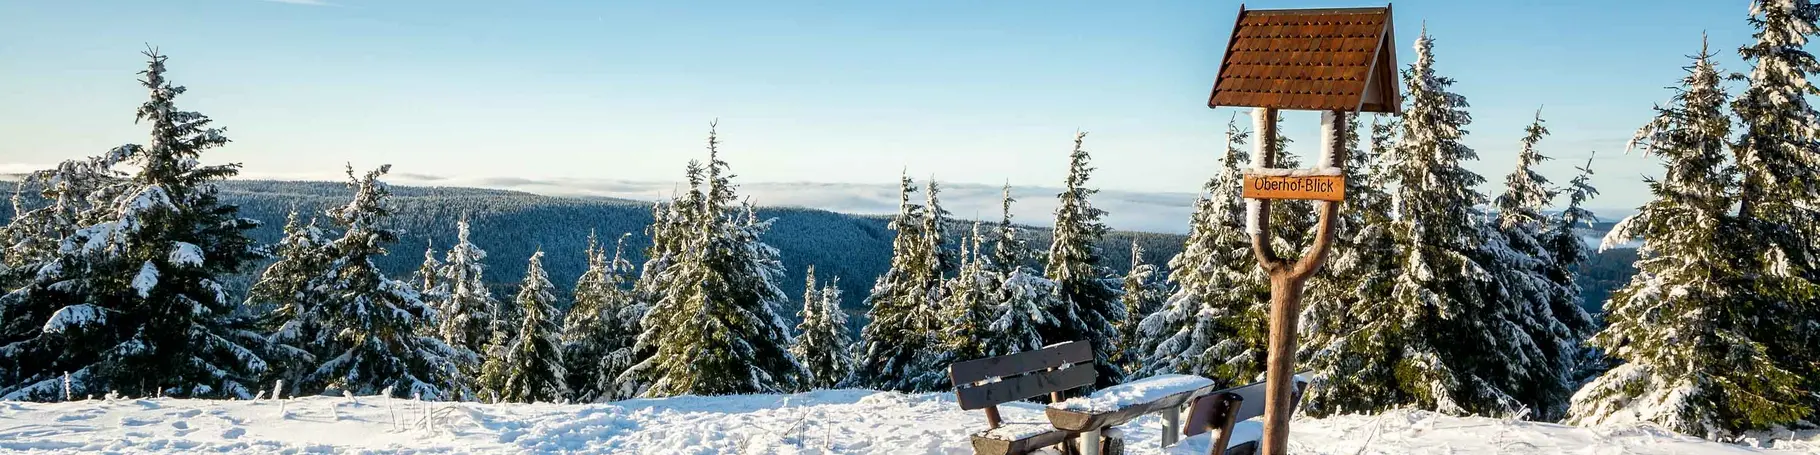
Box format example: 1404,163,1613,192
413,241,446,333
613,194,695,397
481,250,567,403
1111,239,1162,376
1539,155,1600,370
854,172,945,392
924,179,957,279
298,164,462,399
1137,118,1256,382
1044,132,1126,389
0,49,271,400
621,124,804,397
0,153,129,288
1568,38,1810,438
561,231,637,402
981,187,1056,359
792,268,856,389
247,208,336,390
1731,0,1820,417
1483,110,1577,420
1298,114,1406,417
434,217,496,394
1381,31,1526,416
935,224,998,366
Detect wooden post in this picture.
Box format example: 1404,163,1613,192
1249,109,1347,455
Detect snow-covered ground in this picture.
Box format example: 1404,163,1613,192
0,389,1812,454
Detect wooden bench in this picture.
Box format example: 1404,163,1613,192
949,341,1098,455
1174,374,1311,455
1045,374,1219,455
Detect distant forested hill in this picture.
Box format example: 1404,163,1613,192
2,179,1635,317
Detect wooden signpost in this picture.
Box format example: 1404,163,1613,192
1206,5,1400,455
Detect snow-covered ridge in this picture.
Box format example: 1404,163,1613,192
0,390,1809,454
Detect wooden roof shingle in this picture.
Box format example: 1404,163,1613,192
1207,5,1401,113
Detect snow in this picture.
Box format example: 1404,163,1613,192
0,390,1808,454
41,304,106,334
1050,374,1213,413
167,242,203,267
1246,167,1344,177
132,261,159,298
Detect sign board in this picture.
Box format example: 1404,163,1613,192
1243,171,1345,202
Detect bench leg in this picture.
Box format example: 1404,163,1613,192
1080,428,1103,455
1161,405,1180,447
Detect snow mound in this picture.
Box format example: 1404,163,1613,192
0,390,1810,454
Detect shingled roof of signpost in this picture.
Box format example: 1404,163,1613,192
1207,5,1401,113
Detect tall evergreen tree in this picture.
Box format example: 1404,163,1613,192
248,208,336,391
1484,110,1579,419
854,172,944,392
1539,154,1601,356
935,224,998,366
791,268,856,389
1731,0,1820,418
1044,132,1126,388
0,50,270,400
481,250,567,403
298,164,462,399
1138,118,1255,382
1298,114,1406,416
990,183,1030,276
1111,239,1162,376
436,218,497,363
622,123,804,397
982,188,1055,359
1380,31,1524,416
561,231,637,402
1568,38,1811,438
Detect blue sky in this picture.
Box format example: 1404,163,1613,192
0,0,1761,218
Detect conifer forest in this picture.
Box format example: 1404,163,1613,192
1,1,1818,450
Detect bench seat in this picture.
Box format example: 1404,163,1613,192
1045,374,1216,431
969,422,1075,455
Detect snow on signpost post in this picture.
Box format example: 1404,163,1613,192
1205,5,1401,455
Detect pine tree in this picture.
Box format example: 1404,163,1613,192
413,241,446,333
1731,0,1820,419
990,183,1030,276
1137,118,1257,383
561,231,636,402
1111,239,1161,376
1483,110,1578,419
1539,155,1601,366
0,49,270,400
247,208,336,389
298,164,462,399
936,223,998,366
1298,114,1406,416
1568,38,1811,438
482,250,567,403
792,268,856,389
982,188,1055,359
1380,30,1525,416
622,123,803,396
854,172,945,392
435,217,497,394
1044,132,1126,389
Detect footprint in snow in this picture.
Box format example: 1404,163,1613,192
55,412,101,422
171,421,189,430
222,427,246,439
119,417,158,426
172,409,202,418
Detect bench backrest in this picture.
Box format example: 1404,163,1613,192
1182,374,1310,438
949,341,1097,411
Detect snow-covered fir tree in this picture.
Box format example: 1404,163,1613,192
1044,132,1126,389
1730,0,1820,418
1111,239,1162,376
791,267,856,390
247,208,336,391
561,231,637,402
0,50,271,400
434,217,497,394
854,172,946,392
1539,155,1601,368
622,124,804,397
934,224,999,368
1137,118,1256,382
413,241,446,332
1483,110,1580,420
294,164,462,399
1380,31,1528,416
1568,38,1811,438
481,250,567,403
981,188,1055,358
1297,115,1406,416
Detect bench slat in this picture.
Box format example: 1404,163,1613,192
1044,382,1217,431
956,364,1097,410
950,341,1093,385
